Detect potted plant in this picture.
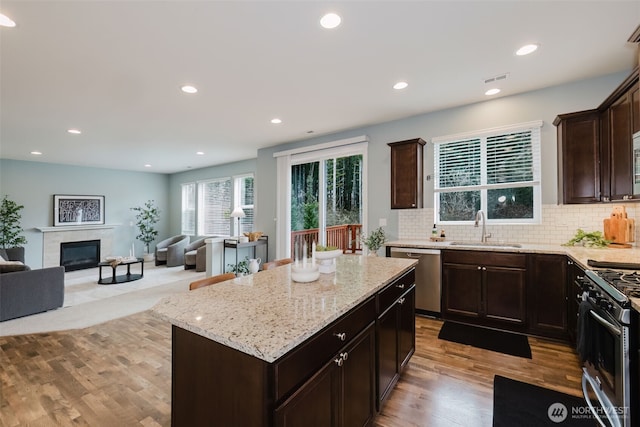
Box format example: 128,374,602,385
131,200,161,261
227,256,250,276
363,226,386,256
0,195,28,262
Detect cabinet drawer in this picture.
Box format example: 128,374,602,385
377,269,415,315
442,250,526,268
274,296,376,402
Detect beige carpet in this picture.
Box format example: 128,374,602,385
0,262,205,337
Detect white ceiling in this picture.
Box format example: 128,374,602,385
1,1,639,174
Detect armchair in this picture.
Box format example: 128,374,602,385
184,238,207,272
155,235,189,267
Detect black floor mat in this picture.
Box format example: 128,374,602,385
493,375,599,426
438,321,532,358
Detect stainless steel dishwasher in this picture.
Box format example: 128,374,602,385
388,247,441,316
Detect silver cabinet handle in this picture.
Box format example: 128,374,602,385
334,357,343,367
396,283,405,289
477,266,482,270
398,297,405,305
334,332,346,341
340,352,349,361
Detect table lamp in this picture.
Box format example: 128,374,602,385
230,207,245,238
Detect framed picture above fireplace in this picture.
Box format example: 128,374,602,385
53,195,105,226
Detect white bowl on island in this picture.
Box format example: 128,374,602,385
314,249,342,274
291,263,320,283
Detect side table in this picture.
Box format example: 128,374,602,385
223,236,268,272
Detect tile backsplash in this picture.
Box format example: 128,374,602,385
398,204,640,246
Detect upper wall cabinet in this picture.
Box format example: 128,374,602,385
388,138,426,209
554,66,639,204
554,110,601,204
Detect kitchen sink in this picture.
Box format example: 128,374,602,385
448,241,522,248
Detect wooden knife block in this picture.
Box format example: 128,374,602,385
603,206,635,245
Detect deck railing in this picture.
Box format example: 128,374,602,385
291,224,362,256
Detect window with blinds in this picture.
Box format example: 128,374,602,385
181,183,196,235
198,178,232,236
180,174,255,237
235,175,255,235
433,121,542,223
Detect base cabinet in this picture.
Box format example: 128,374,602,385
275,324,375,427
527,254,568,339
377,284,415,406
442,250,526,330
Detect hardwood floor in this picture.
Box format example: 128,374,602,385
0,313,582,426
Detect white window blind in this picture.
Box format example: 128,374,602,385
198,178,232,235
181,183,196,235
433,121,542,223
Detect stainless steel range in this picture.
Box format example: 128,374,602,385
576,261,639,427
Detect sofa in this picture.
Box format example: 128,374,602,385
0,248,65,322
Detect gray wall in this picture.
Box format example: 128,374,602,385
256,71,629,258
0,159,169,268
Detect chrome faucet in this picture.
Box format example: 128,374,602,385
474,210,491,243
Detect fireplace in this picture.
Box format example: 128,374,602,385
60,239,101,271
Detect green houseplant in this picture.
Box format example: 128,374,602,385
227,256,250,276
131,200,161,260
0,195,27,261
363,226,386,256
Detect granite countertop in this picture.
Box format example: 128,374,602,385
151,255,417,363
386,239,640,312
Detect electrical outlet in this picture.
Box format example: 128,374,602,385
379,218,387,227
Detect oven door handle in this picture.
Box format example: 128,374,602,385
589,310,621,336
582,370,621,427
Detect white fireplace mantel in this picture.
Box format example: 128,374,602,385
38,224,120,267
35,224,121,233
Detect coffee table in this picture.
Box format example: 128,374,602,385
98,257,144,285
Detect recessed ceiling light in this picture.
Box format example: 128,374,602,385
516,44,539,56
181,85,198,94
30,151,42,155
196,151,204,155
485,88,501,96
393,81,408,90
271,118,282,124
320,13,341,29
0,13,16,28
144,164,152,168
67,128,81,135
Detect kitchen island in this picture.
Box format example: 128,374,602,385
151,255,417,426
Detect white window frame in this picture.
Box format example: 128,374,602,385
180,182,196,236
432,121,542,225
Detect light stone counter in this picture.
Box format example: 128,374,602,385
151,255,417,363
386,239,640,311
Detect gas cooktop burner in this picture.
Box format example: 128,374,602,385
595,269,640,298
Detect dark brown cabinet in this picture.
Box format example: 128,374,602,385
606,81,638,201
527,254,568,340
388,138,425,209
275,324,376,427
555,67,639,204
377,280,415,407
554,110,601,204
442,250,527,331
